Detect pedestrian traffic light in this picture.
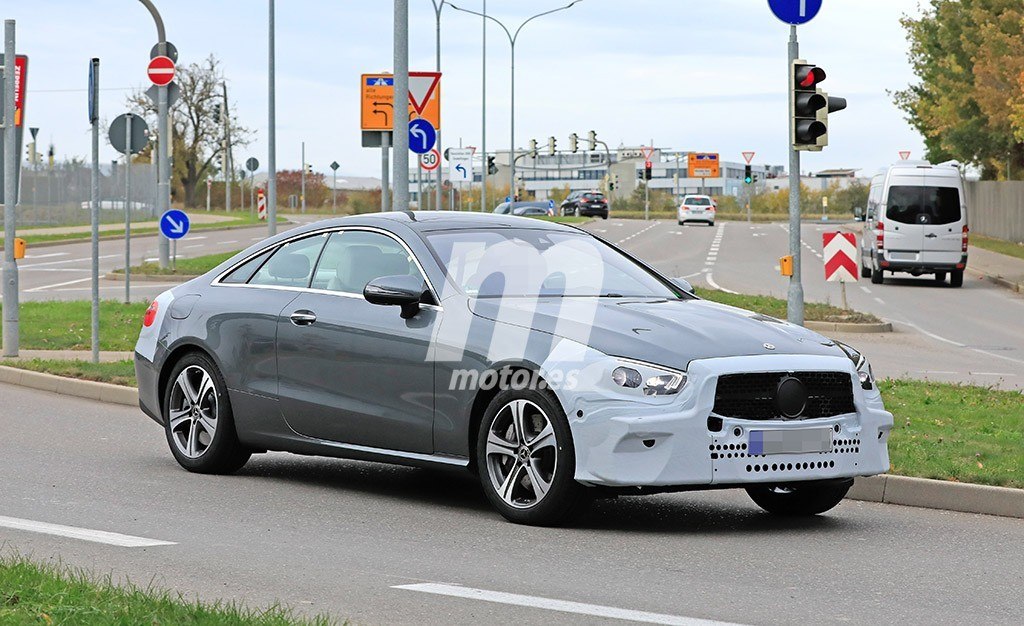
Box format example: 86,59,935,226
791,60,846,151
529,139,538,157
744,164,753,185
587,130,597,151
487,156,498,175
547,136,556,156
569,133,579,153
644,161,652,180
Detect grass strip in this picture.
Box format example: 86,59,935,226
970,234,1024,262
5,215,285,249
0,555,333,626
694,287,881,324
0,301,146,352
117,250,238,276
0,359,137,387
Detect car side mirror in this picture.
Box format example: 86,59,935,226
364,275,427,319
853,206,864,221
671,277,694,295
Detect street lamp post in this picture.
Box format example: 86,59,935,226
449,2,582,202
430,1,444,211
136,0,171,269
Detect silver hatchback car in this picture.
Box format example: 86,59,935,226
136,212,892,525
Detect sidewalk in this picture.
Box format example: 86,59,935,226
19,214,235,237
968,245,1024,291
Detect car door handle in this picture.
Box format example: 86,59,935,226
289,310,317,326
925,233,938,238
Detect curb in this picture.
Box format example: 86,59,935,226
0,365,138,407
104,272,198,283
966,267,1022,293
1,221,290,252
805,320,893,334
848,475,1024,519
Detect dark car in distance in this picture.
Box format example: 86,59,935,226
561,191,608,219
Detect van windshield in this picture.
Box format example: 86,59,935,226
886,186,961,225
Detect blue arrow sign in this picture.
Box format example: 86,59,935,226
408,118,437,155
455,164,466,177
160,209,190,240
767,0,822,25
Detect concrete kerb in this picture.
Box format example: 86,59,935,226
805,320,893,334
0,366,138,407
966,267,1022,293
105,272,198,283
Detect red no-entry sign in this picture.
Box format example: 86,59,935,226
147,56,175,86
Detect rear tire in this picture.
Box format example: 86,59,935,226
934,271,947,284
860,263,871,279
746,481,852,516
677,220,684,226
476,388,590,526
870,266,884,284
950,270,964,288
163,352,251,475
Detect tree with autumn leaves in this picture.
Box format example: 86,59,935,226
894,0,1024,179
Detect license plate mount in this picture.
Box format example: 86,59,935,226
748,428,832,455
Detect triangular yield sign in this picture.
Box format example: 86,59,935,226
898,150,911,160
640,146,654,160
742,151,755,164
409,72,441,116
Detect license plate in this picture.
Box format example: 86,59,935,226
748,429,832,455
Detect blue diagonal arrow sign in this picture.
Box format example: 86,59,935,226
408,118,437,155
160,209,190,240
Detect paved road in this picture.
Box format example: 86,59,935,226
583,219,1024,390
1,382,1021,625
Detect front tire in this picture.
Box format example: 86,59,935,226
746,480,852,516
860,262,871,279
573,207,580,218
163,352,251,474
476,388,590,526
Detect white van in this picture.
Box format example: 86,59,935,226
859,161,968,287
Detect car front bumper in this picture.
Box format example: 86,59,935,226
560,354,892,488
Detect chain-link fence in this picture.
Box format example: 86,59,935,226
1,160,158,230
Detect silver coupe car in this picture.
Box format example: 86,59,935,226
135,211,892,525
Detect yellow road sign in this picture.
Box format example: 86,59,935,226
687,152,720,179
361,73,441,132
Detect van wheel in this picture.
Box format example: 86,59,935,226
950,270,964,288
860,263,871,279
934,271,947,284
870,266,884,285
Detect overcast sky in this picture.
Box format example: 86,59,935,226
7,0,924,178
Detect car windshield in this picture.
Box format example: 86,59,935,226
425,229,681,299
886,186,961,225
684,197,711,206
583,193,603,200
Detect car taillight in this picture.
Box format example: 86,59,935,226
962,224,969,253
143,301,159,327
875,221,884,250
709,205,716,212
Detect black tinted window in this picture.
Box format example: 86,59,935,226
886,186,961,225
684,197,711,206
222,249,273,284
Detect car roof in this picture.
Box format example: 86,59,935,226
286,210,573,234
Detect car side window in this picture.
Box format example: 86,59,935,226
247,234,328,288
221,248,274,284
311,230,426,295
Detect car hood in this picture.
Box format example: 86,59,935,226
469,297,841,370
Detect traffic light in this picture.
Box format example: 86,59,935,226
487,156,498,175
644,161,653,180
587,130,597,151
529,139,538,157
547,136,556,156
212,103,221,125
305,164,313,175
791,59,846,151
744,164,753,185
48,145,55,169
569,133,579,153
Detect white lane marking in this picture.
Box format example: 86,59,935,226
706,272,738,294
21,254,119,269
971,372,1015,377
24,252,69,259
679,270,706,279
0,515,175,548
916,370,958,375
221,239,239,244
188,236,207,240
873,297,885,305
20,268,91,272
184,244,203,249
52,283,179,292
616,221,659,245
25,277,93,292
860,286,871,294
393,583,744,626
890,318,1024,366
250,236,262,241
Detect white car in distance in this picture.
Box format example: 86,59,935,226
678,195,716,226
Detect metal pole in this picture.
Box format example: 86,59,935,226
787,24,804,325
267,0,278,236
222,81,231,212
416,161,422,209
434,1,443,212
481,0,487,212
250,176,255,219
300,141,305,213
124,114,132,304
509,40,516,200
90,58,100,364
381,131,390,211
644,178,650,221
393,0,410,211
2,20,19,357
675,153,680,200
333,168,338,211
137,1,171,269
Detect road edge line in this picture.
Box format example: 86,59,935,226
0,365,138,407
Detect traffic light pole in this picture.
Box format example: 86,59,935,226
786,24,804,326
2,20,19,357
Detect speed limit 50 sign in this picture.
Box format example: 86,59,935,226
420,148,441,171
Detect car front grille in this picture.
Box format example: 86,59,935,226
712,371,855,420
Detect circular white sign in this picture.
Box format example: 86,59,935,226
420,149,441,171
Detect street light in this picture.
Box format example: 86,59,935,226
448,1,583,202
430,1,445,211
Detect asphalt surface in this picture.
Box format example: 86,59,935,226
583,219,1024,390
1,382,1022,625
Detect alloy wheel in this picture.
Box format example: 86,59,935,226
485,399,558,509
168,365,219,459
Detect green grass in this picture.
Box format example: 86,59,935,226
118,250,239,276
971,233,1024,261
531,216,591,225
0,301,146,351
694,287,881,324
881,379,1024,489
0,556,333,626
0,359,137,386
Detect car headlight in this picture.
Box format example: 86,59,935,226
611,359,687,396
837,341,874,390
